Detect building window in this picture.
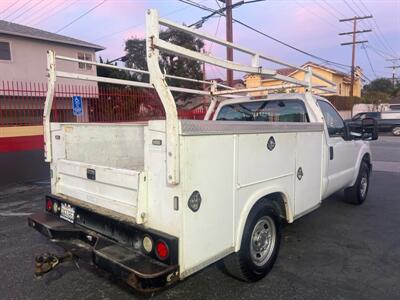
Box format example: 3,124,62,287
338,83,342,95
78,52,92,70
0,41,11,61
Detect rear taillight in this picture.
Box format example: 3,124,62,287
46,198,53,211
155,240,169,260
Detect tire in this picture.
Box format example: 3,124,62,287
344,161,370,205
222,203,281,282
392,127,400,136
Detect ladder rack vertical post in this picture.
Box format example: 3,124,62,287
43,50,56,163
146,9,180,185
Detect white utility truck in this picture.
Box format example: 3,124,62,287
29,9,378,291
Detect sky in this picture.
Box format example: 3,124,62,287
0,0,399,82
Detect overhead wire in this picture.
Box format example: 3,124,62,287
362,44,377,78
91,1,204,42
343,0,397,59
55,0,107,33
177,0,351,71
10,0,46,22
294,0,344,33
357,0,398,57
0,0,21,18
3,0,34,20
29,0,78,27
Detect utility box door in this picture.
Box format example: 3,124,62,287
294,131,323,216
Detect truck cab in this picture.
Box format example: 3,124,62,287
214,94,373,205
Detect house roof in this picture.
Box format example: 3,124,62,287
258,61,351,81
0,20,105,51
276,67,296,76
302,61,349,77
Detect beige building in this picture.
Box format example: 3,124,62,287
245,62,362,97
0,20,104,88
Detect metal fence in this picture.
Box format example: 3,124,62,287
0,81,207,126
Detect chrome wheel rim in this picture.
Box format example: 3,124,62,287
393,127,400,136
250,216,276,266
360,174,368,199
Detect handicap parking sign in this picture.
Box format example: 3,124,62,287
72,96,83,116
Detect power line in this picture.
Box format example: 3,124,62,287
0,0,21,17
22,0,66,25
3,0,34,20
322,0,347,19
55,0,107,33
29,0,77,26
10,0,46,22
362,44,376,78
178,0,350,70
294,0,344,32
91,3,199,42
315,1,350,29
345,0,397,58
368,45,393,59
358,0,398,57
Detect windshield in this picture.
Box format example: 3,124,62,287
216,100,309,122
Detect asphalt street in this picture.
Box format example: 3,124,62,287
0,136,399,300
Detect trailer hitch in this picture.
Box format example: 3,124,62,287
34,251,78,277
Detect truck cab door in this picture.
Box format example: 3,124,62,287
317,100,358,197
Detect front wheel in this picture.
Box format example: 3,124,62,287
344,161,370,205
222,203,281,282
392,127,400,136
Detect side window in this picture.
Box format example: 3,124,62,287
317,100,345,137
216,100,309,122
78,52,93,70
0,41,11,61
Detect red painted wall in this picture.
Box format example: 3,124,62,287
0,135,44,153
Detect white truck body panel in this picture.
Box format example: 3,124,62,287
49,118,325,277
49,123,147,221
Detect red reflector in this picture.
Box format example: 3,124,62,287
46,199,52,211
156,240,169,260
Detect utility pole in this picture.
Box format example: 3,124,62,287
339,15,372,96
386,58,400,87
385,64,400,87
225,0,233,87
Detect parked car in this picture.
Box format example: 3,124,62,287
347,111,400,136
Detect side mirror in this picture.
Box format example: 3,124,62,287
360,117,378,140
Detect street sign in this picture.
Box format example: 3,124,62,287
72,96,83,116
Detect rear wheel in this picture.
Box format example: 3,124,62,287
344,161,370,205
223,203,281,282
392,127,400,136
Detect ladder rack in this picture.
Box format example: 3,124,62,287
43,8,337,186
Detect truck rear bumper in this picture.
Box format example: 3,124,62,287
28,212,179,291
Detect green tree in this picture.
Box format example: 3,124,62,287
124,27,205,99
361,90,390,110
363,78,393,94
97,56,132,85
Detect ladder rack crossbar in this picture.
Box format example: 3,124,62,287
158,16,337,90
55,55,232,90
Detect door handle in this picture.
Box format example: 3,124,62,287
329,146,334,160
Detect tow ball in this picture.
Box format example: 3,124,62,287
34,251,78,277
